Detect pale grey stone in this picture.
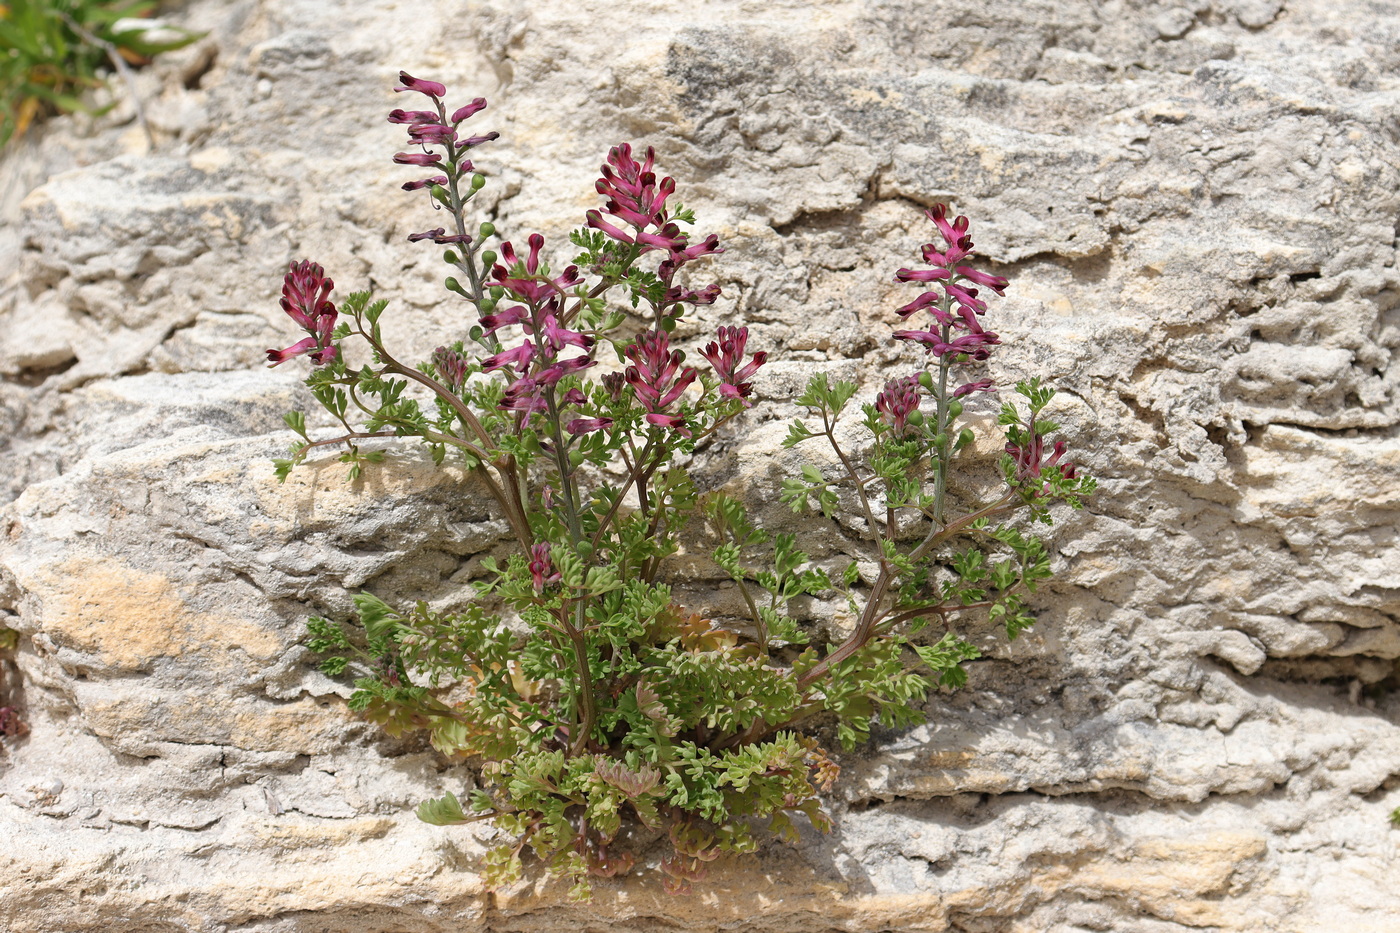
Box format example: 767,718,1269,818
0,0,1398,930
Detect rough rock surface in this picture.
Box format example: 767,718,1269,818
2,1,1399,930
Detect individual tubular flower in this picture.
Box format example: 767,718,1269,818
953,378,995,397
566,417,614,436
624,330,697,435
528,543,562,593
267,260,339,366
699,326,767,405
394,71,446,99
875,375,921,437
401,174,447,191
451,99,487,123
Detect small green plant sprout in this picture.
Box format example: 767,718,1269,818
268,71,1096,898
0,0,204,147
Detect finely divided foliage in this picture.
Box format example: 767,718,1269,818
274,72,1095,898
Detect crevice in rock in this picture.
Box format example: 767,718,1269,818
2,357,77,388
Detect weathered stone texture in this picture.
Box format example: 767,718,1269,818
1,1,1398,930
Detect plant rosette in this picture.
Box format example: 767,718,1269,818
270,70,1096,899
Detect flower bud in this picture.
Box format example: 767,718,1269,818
481,251,498,267
947,399,964,418
471,174,487,190
479,221,495,238
444,250,459,264
489,285,505,300
478,299,496,315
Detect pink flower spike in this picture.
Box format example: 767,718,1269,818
624,330,696,417
700,325,767,405
528,543,562,592
395,71,447,99
270,260,338,367
279,260,335,329
432,347,470,392
451,98,488,123
925,204,969,248
875,375,921,436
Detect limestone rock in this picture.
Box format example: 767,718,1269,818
2,0,1399,930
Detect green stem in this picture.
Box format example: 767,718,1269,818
566,602,597,756
931,317,953,526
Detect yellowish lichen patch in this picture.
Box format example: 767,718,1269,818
26,555,282,671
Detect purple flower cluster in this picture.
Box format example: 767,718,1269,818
528,542,562,593
267,261,338,366
892,205,1008,396
390,71,499,244
432,346,469,393
625,330,697,436
586,144,723,309
1006,423,1078,485
477,234,598,423
875,375,921,437
699,326,766,406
